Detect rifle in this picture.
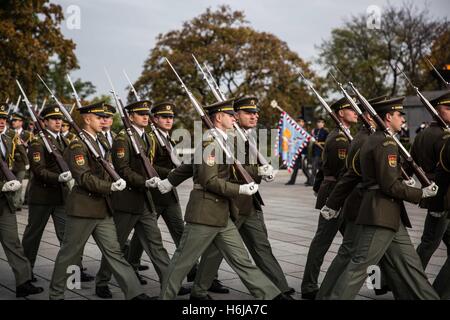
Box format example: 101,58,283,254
192,54,273,178
298,71,353,142
122,69,182,167
8,95,22,116
104,69,159,179
397,66,449,131
0,104,17,181
348,82,434,188
38,97,47,116
16,79,70,174
425,58,450,89
165,57,264,205
37,74,121,181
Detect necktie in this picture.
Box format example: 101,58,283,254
0,135,6,159
56,135,64,150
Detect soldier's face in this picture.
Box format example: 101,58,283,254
85,114,103,133
103,116,113,129
387,111,405,132
340,109,358,124
11,119,23,129
154,115,173,132
61,123,69,133
217,112,235,130
437,105,450,124
44,118,62,133
316,121,324,129
0,118,6,132
130,113,149,128
235,111,258,129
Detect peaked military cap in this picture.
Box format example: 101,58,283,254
371,96,406,115
429,90,450,107
0,103,9,118
234,96,259,113
103,104,116,117
40,105,64,119
78,101,108,116
125,100,152,115
204,99,235,116
330,96,357,112
151,101,175,116
10,111,26,121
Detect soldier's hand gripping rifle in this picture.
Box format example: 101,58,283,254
298,71,353,142
165,57,264,205
16,79,70,174
348,82,434,189
122,69,182,167
38,74,121,181
104,70,159,179
192,55,274,179
398,66,449,131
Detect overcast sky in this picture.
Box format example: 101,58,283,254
54,0,450,100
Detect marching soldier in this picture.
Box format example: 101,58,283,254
158,99,287,300
326,97,440,300
126,101,201,288
0,103,44,297
301,97,358,299
94,100,190,298
7,111,32,210
410,91,450,270
186,96,294,299
61,119,77,143
98,104,116,149
49,101,149,300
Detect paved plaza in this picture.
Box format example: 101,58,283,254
0,171,446,300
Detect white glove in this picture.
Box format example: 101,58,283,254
111,178,126,192
429,211,446,218
320,205,339,220
25,164,30,171
263,174,275,182
2,180,21,192
58,171,72,183
422,182,438,199
157,179,173,194
258,164,274,177
239,182,259,196
403,178,416,187
145,177,161,188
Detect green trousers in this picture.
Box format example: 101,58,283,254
0,207,32,286
191,211,290,298
327,223,439,300
301,212,345,294
96,203,170,287
160,218,281,300
49,215,143,300
22,204,66,268
433,254,450,299
127,203,184,268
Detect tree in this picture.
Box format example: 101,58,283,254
132,5,320,129
317,2,449,97
0,1,78,102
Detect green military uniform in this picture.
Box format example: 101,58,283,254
301,97,352,297
327,98,439,300
127,102,186,272
98,104,117,150
49,102,143,300
189,96,292,298
95,100,172,292
160,99,281,300
411,91,450,270
432,137,450,299
22,106,69,270
6,112,32,209
0,104,34,288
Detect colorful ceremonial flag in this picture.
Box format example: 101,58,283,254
274,111,312,172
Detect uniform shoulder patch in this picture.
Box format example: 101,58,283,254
336,137,347,142
74,154,85,166
116,147,125,158
338,148,347,159
388,154,397,167
69,142,83,150
382,139,396,147
32,152,41,162
206,154,215,166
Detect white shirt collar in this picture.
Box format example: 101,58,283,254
132,124,145,137
83,129,98,141
215,128,228,141
157,128,169,139
15,127,23,135
46,129,60,140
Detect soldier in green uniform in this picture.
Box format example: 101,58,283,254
61,119,77,143
411,91,450,270
185,96,294,299
48,102,150,300
433,134,450,299
0,103,44,297
98,104,117,149
300,97,358,299
327,97,440,300
21,106,72,279
126,101,202,287
7,111,32,210
159,99,287,300
94,100,189,298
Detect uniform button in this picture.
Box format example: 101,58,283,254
215,199,219,202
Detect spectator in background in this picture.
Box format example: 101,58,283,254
311,118,328,184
